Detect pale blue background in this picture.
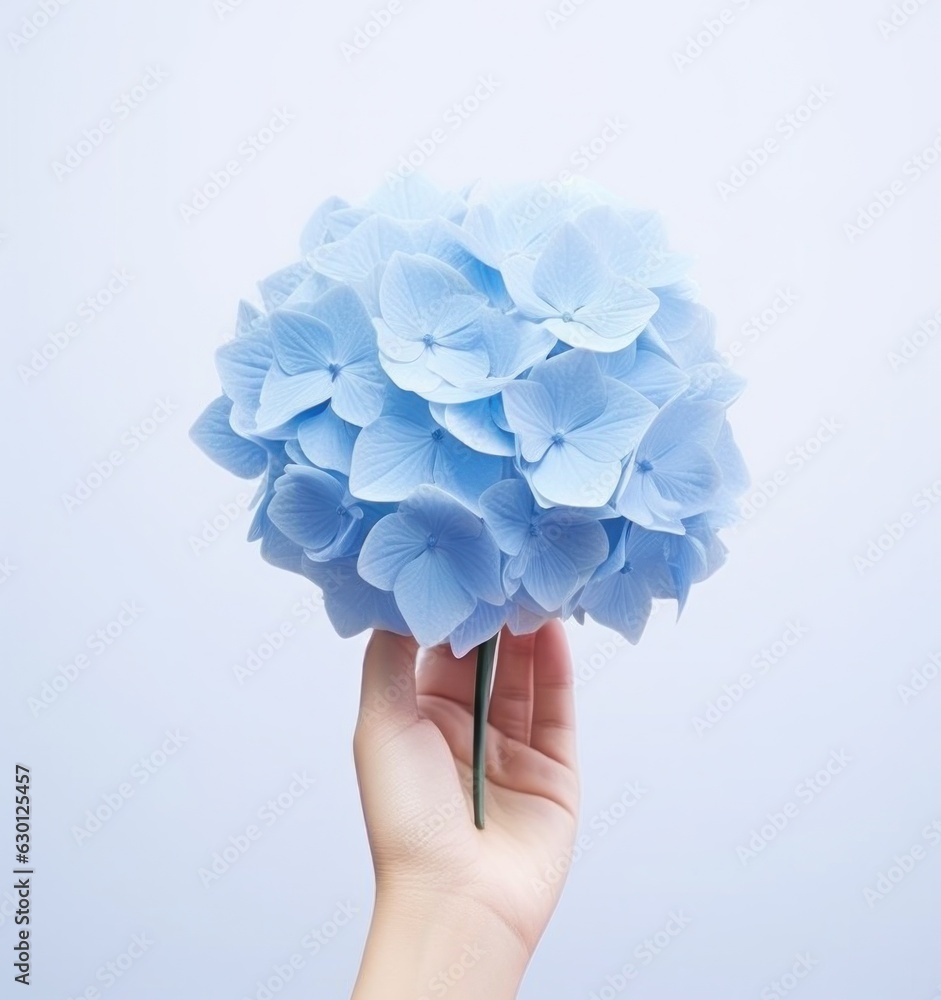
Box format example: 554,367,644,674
2,0,940,997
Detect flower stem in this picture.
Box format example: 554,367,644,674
473,633,499,830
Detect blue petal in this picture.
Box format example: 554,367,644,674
433,399,515,457
305,557,410,638
258,261,314,311
357,511,427,591
235,300,265,337
647,289,716,367
449,601,507,658
519,541,579,612
549,281,659,351
526,439,620,508
532,222,607,314
297,408,359,475
393,552,477,647
269,309,334,376
580,561,654,644
567,377,657,462
379,252,486,340
434,435,508,515
479,478,533,556
268,466,362,556
330,367,386,426
189,396,268,478
575,206,691,287
300,196,350,254
367,173,467,222
527,350,608,431
310,215,416,283
623,351,690,406
308,286,379,366
255,366,333,430
348,413,437,501
500,380,557,462
215,336,273,414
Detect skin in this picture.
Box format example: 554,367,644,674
350,621,580,999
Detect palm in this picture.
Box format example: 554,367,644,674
354,623,580,953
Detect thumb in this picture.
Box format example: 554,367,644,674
356,630,420,745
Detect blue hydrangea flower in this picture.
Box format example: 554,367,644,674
616,398,725,534
255,286,386,432
267,465,367,563
191,174,748,651
480,479,608,612
357,485,504,647
501,222,660,353
501,350,657,508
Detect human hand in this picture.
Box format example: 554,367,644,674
350,622,580,999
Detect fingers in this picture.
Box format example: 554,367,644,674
486,627,535,745
357,631,420,743
530,620,577,770
415,641,477,713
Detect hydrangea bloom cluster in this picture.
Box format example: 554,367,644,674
191,176,748,656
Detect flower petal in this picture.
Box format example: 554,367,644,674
379,252,486,340
297,408,359,476
393,551,476,648
348,415,437,501
255,366,333,430
268,466,352,552
269,309,334,376
189,396,268,479
357,511,427,591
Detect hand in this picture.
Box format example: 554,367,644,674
350,622,580,999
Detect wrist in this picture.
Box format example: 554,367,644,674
351,886,531,1000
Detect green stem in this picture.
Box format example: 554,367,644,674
473,633,499,830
